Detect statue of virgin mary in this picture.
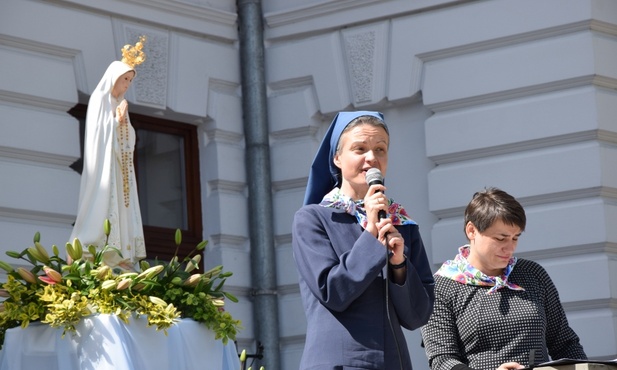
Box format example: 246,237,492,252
70,37,147,268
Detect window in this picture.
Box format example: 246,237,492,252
69,104,203,264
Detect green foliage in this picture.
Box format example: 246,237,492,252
0,223,242,349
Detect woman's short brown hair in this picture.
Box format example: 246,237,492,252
464,187,526,236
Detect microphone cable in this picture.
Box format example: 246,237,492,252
367,168,404,369
384,233,404,370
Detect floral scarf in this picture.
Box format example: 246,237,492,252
319,187,416,229
435,245,524,294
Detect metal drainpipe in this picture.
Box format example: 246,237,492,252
236,1,281,370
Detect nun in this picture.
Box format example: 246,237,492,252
292,111,435,369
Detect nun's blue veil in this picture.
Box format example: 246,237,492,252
303,111,386,205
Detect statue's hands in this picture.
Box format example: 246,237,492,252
116,100,129,124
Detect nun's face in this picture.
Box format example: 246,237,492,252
111,71,135,99
333,123,389,200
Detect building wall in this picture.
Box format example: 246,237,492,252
1,0,616,369
263,0,617,367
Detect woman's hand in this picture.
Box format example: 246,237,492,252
116,100,129,125
497,362,524,370
377,218,404,260
378,219,406,283
364,184,405,257
363,182,407,283
363,183,389,237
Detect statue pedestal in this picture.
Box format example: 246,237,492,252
0,314,240,370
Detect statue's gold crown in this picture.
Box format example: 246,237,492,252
121,35,147,68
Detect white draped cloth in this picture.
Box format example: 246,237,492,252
70,61,146,265
0,315,241,370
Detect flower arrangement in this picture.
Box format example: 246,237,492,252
0,220,241,350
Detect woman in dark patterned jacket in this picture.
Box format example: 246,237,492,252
421,187,587,370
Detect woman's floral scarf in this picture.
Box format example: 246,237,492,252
319,187,416,229
435,245,524,294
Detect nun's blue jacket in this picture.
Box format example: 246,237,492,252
292,204,435,370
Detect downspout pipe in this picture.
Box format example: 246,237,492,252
236,1,281,369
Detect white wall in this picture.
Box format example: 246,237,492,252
264,0,617,367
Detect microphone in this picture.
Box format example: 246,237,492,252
366,168,387,220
